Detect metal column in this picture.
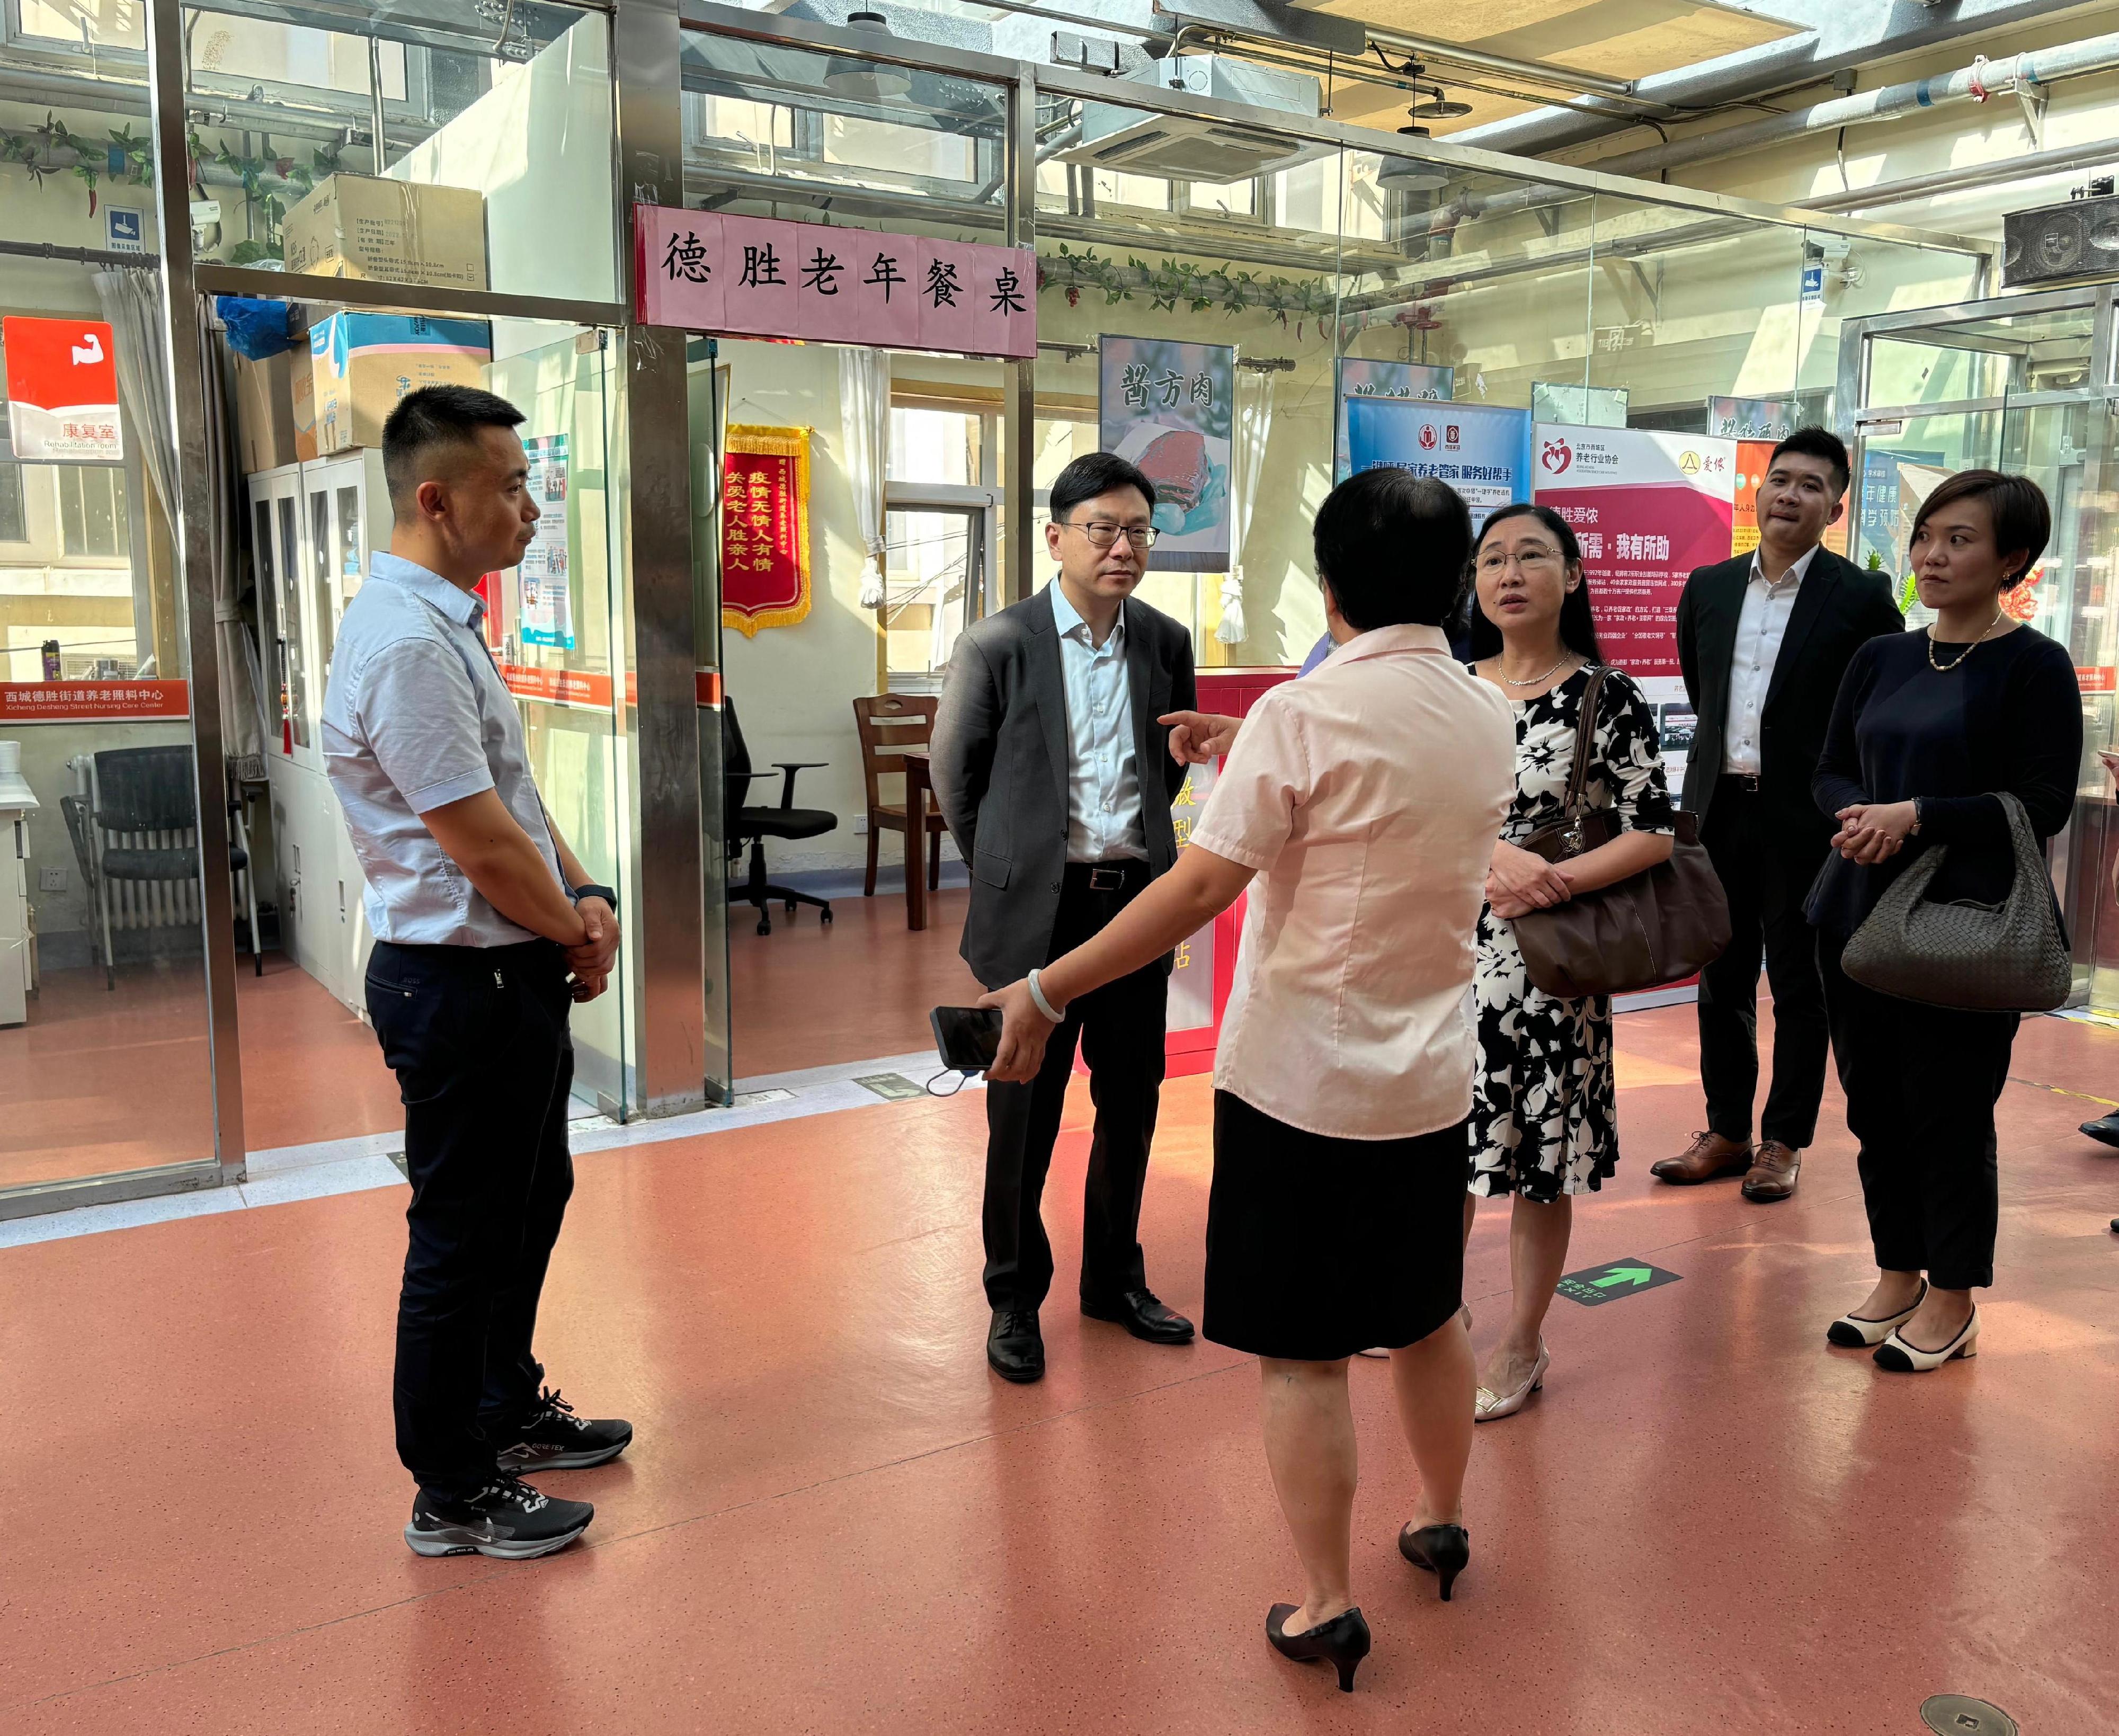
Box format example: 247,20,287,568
614,0,710,1114
1004,66,1039,606
147,0,248,1183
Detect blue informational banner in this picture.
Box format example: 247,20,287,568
1334,358,1453,481
1344,397,1531,536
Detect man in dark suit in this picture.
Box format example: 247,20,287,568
932,452,1199,1382
1655,428,1902,1202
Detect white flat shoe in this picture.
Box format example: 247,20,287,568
1826,1280,1928,1348
1474,1342,1548,1421
1874,1308,1979,1373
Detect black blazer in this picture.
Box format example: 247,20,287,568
930,586,1196,990
1675,548,1903,844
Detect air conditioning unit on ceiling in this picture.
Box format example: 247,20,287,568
1062,55,1332,185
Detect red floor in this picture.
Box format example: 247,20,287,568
727,882,983,1076
3,1003,2116,1732
0,954,407,1191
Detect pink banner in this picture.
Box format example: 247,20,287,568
1532,428,1737,680
634,204,1035,358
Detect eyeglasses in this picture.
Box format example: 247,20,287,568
1476,546,1562,573
1056,519,1160,550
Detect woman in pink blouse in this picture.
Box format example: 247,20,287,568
983,469,1515,1693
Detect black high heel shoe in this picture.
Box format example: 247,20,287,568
1266,1604,1372,1693
1398,1521,1470,1600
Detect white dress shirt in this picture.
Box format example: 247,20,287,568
1048,578,1146,863
1190,625,1516,1139
1723,544,1819,776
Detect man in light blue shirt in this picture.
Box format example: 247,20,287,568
324,385,629,1561
933,452,1198,1383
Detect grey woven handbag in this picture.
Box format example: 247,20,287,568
1839,790,2071,1012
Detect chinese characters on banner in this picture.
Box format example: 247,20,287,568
1344,398,1529,536
2,316,122,460
635,206,1036,359
517,434,574,649
0,680,188,723
1334,358,1453,482
1533,426,1739,781
1097,336,1234,573
722,425,812,638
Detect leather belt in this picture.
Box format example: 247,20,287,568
1070,862,1137,893
1720,773,1762,794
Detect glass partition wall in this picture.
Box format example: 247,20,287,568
0,0,1990,1214
1840,287,2119,1011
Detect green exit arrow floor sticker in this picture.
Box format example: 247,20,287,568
1556,1258,1682,1307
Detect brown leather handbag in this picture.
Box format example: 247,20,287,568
1508,666,1732,999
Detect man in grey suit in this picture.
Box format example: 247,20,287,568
932,452,1198,1383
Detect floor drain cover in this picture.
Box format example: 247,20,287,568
1921,1695,2017,1736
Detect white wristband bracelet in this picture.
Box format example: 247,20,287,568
1026,968,1065,1022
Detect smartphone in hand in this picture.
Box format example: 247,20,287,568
931,1005,1002,1074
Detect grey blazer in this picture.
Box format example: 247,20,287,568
931,586,1197,990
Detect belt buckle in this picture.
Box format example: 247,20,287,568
1742,774,1761,793
1088,865,1126,893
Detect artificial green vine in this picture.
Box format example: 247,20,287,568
1039,243,1337,333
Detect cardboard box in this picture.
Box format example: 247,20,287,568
309,313,492,455
232,351,297,474
283,174,489,292
290,352,317,461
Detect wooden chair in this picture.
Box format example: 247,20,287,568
852,695,947,897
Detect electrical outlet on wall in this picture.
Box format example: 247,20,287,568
852,815,869,835
38,867,65,892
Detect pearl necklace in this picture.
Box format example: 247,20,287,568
1927,608,2005,673
1500,654,1578,688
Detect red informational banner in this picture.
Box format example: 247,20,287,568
0,679,188,722
1533,426,1739,681
495,663,615,709
1,315,122,460
722,426,812,638
634,204,1036,359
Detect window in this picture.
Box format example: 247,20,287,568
0,405,24,544
57,466,127,559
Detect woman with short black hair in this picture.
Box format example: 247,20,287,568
1810,470,2082,1371
984,467,1518,1691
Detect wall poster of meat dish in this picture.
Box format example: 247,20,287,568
1097,335,1234,573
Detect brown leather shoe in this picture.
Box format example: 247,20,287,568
1650,1130,1753,1186
1741,1141,1802,1202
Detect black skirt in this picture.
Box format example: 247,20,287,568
1204,1090,1468,1362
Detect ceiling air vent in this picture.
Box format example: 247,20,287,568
1063,54,1331,185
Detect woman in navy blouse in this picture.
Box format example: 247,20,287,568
1808,471,2082,1373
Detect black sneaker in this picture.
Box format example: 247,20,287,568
494,1386,634,1473
405,1476,593,1560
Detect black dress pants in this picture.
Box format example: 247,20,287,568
366,938,576,1497
982,862,1168,1313
1697,777,1833,1149
1819,931,2018,1290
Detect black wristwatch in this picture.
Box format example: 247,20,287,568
570,882,620,916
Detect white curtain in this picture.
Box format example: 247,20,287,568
839,348,891,610
1221,367,1277,646
90,268,264,766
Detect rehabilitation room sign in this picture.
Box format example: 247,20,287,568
721,425,813,638
634,204,1035,359
2,315,122,459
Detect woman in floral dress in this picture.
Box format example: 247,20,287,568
1462,504,1676,1420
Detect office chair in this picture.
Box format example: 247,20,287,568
61,745,202,989
723,697,837,936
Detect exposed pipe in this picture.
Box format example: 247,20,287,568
1802,137,2119,213
1361,24,1638,101
1590,31,2119,181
